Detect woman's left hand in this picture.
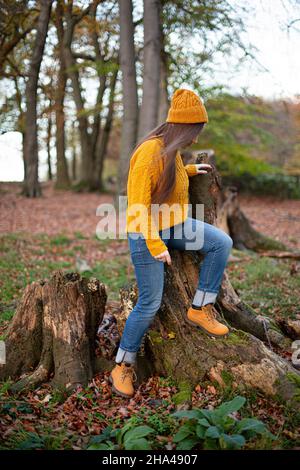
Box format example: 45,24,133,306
195,163,213,174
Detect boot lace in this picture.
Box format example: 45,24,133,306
205,304,218,324
120,364,138,383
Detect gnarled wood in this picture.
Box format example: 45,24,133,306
119,266,299,404
0,271,107,392
118,151,300,407
182,149,289,252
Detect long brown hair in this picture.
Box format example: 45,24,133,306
128,122,205,204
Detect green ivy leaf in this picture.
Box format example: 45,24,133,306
125,438,152,450
176,436,199,450
198,409,215,424
198,418,211,428
89,426,113,445
123,425,155,443
216,396,246,417
235,418,267,435
173,425,194,443
205,426,221,439
196,424,206,439
171,409,202,420
219,433,245,450
88,443,111,450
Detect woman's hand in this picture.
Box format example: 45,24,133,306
195,163,213,174
154,249,172,265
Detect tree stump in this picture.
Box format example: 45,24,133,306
182,149,288,252
118,152,300,407
119,250,299,405
0,271,107,392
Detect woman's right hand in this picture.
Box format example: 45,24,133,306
194,163,213,174
154,249,172,265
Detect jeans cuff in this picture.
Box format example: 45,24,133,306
115,346,137,365
193,289,218,307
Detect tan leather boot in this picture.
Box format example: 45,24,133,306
109,362,137,398
186,303,229,338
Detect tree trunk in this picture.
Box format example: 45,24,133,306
183,150,288,253
63,4,93,189
138,0,161,140
71,121,77,182
23,0,52,197
0,271,107,393
90,0,107,166
62,0,115,191
14,76,27,180
119,266,299,405
187,152,290,347
47,111,52,180
118,152,300,407
63,52,92,187
157,27,169,124
226,191,287,251
94,68,118,191
54,0,70,189
117,0,138,197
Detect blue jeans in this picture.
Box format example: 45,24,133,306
117,217,233,362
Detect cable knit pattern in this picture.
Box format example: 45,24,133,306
125,137,199,257
166,89,208,124
184,164,199,177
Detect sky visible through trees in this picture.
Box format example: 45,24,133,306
0,0,299,181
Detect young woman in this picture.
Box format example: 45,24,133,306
109,89,233,398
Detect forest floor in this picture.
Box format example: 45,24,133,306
0,181,300,450
1,181,300,249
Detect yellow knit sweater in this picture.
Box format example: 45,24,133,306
125,137,199,257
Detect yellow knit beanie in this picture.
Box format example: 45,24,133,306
166,88,208,124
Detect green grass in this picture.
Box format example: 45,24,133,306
93,232,119,245
0,231,298,324
83,258,131,300
0,428,74,450
0,232,133,326
74,231,88,240
228,253,300,320
1,233,300,449
49,234,72,246
0,370,299,450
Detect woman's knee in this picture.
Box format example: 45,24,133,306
136,294,163,316
213,229,233,252
222,233,233,251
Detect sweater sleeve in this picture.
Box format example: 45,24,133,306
177,151,198,177
127,150,168,257
184,164,199,177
